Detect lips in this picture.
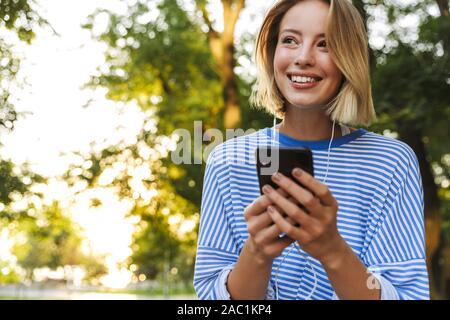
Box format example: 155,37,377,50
286,73,322,90
287,72,323,82
288,78,320,89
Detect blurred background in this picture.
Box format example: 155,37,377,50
0,0,448,299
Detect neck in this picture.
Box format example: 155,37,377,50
276,107,341,141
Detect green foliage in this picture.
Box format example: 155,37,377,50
127,181,198,283
79,0,220,282
0,0,46,128
0,160,45,222
80,254,108,283
128,207,178,280
83,0,238,206
368,3,449,296
11,201,101,281
0,160,28,206
0,260,20,285
62,121,198,283
0,39,20,130
82,0,271,205
369,0,450,130
372,43,449,129
62,119,160,200
0,0,42,43
1,0,48,247
84,0,222,135
369,1,450,213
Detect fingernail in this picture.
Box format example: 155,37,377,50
293,168,302,178
267,205,275,213
262,185,273,194
272,172,282,181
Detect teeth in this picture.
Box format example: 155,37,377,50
290,75,318,83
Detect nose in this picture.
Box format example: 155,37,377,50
295,43,315,67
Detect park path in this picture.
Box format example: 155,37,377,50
0,287,196,300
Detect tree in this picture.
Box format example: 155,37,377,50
1,0,48,223
0,0,45,128
127,181,198,285
354,0,450,298
77,0,272,282
0,160,46,223
0,0,57,287
62,117,200,285
196,0,246,128
11,201,105,283
0,260,20,285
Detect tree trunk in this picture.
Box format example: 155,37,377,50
436,0,449,17
397,123,442,299
221,0,244,129
198,0,245,129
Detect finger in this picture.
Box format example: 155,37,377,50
267,206,313,245
244,194,273,220
253,222,293,246
271,172,321,213
278,188,300,207
291,168,337,207
262,184,314,227
248,208,298,236
267,205,303,240
276,188,288,198
247,211,275,236
244,188,296,221
274,196,299,225
264,238,294,257
254,237,293,258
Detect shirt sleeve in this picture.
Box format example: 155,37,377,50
330,269,399,300
193,147,240,300
359,146,430,300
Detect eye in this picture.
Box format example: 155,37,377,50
318,40,327,48
281,37,297,45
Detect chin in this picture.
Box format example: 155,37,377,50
285,98,328,109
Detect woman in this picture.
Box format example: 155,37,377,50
193,0,429,300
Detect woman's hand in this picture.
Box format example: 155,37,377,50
261,168,347,265
244,189,296,264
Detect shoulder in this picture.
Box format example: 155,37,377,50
355,130,419,168
352,131,422,190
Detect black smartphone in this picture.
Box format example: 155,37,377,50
255,146,314,195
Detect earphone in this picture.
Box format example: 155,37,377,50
271,115,336,300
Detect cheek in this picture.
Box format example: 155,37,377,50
322,59,343,89
273,48,291,76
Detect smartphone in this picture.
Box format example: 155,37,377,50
255,146,313,239
255,146,314,195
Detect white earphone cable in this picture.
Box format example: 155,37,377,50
324,119,336,184
272,117,336,300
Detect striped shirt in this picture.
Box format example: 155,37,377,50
194,126,430,300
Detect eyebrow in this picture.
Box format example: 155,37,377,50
280,29,325,38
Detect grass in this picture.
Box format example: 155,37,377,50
97,284,196,297
0,283,197,300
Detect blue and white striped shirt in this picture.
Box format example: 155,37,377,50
194,126,429,300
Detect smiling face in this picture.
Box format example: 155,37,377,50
273,0,343,109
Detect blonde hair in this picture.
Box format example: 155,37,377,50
250,0,376,126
